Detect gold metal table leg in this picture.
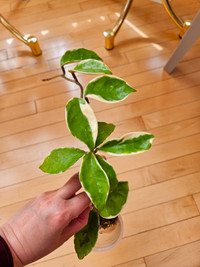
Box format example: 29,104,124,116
104,0,192,50
0,14,42,56
162,0,191,38
104,0,134,50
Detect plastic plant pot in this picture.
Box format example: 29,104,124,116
93,215,124,252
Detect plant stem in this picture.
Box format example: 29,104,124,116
69,71,84,98
43,67,89,102
42,74,63,81
85,97,90,104
61,65,66,75
93,149,98,154
61,74,79,84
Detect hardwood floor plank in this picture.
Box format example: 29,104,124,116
0,160,50,189
35,89,79,113
123,196,199,237
1,6,111,43
0,70,62,96
125,58,200,88
0,165,80,208
80,0,123,11
145,240,200,267
143,100,200,129
0,107,64,138
118,152,200,190
109,133,200,174
151,116,200,145
123,172,200,213
10,0,49,10
0,62,50,84
0,134,85,171
0,54,39,73
193,193,200,213
0,1,10,13
0,81,77,109
125,39,200,63
0,121,68,154
109,53,175,77
96,86,200,123
84,25,174,51
5,37,83,60
113,258,146,267
0,40,83,72
0,49,8,61
0,101,36,123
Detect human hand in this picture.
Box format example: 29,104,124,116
0,173,91,266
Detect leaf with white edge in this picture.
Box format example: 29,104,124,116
85,75,136,103
98,132,154,155
99,181,129,219
39,148,85,174
60,48,102,66
74,209,99,259
73,59,112,74
95,155,118,192
80,152,109,211
95,122,115,147
66,97,98,151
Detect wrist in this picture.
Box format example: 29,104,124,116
0,226,24,267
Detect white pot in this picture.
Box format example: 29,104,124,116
93,215,123,252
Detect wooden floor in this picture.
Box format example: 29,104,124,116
0,0,200,266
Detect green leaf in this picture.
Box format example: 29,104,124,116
80,152,109,211
74,209,99,259
85,75,136,103
95,122,115,147
99,182,129,218
73,59,112,74
39,148,85,174
60,48,102,66
98,132,154,155
95,155,118,192
66,97,98,151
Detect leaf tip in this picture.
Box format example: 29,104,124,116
39,163,44,172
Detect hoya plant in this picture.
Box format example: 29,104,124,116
40,48,154,259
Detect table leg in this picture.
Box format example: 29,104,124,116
164,10,200,73
104,0,134,50
0,14,42,56
162,0,191,38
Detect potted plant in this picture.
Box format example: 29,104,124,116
40,48,154,259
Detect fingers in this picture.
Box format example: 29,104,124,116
57,173,81,199
68,192,91,219
63,207,90,240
